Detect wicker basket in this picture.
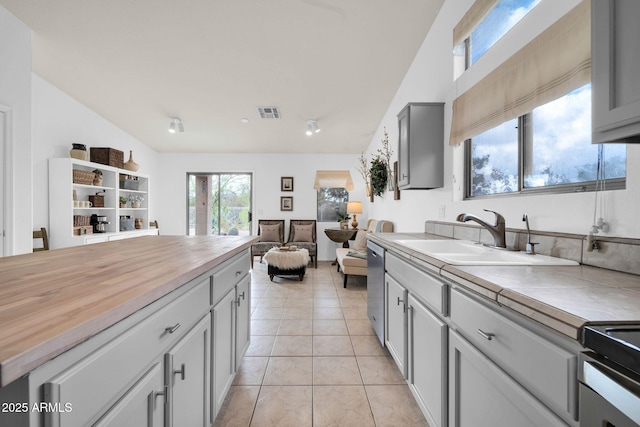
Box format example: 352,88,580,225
90,147,124,168
73,169,96,185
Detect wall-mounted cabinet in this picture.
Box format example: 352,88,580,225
592,0,640,143
49,158,157,249
397,102,444,190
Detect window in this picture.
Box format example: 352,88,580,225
466,85,627,198
317,188,349,222
187,173,252,235
455,0,541,72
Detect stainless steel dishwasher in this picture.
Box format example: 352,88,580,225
367,240,385,345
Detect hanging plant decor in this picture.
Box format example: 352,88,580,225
369,156,388,197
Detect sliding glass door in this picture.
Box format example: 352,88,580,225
187,173,252,236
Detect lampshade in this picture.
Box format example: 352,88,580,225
347,201,363,215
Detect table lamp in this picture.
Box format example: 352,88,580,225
347,201,363,229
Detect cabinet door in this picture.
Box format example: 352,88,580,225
592,0,640,143
449,330,567,427
408,294,447,427
235,277,251,369
165,315,210,427
385,274,407,377
212,287,236,418
94,362,165,427
397,107,410,187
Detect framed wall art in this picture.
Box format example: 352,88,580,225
280,196,293,211
281,176,294,191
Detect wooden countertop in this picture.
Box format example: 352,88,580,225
369,233,640,340
0,235,258,387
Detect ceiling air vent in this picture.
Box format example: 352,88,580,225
257,106,281,119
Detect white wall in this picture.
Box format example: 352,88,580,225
156,153,367,261
0,6,32,255
363,0,640,239
31,75,160,231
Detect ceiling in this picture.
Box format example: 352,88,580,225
1,0,444,154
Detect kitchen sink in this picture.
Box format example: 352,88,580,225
395,239,579,266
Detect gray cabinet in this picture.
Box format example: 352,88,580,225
407,294,447,427
449,288,578,426
592,0,640,143
212,266,251,419
397,102,444,189
93,363,164,427
449,330,567,427
165,315,210,427
212,287,236,417
385,274,407,378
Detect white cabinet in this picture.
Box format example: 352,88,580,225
48,158,156,249
165,315,210,427
449,329,568,427
385,274,407,378
592,0,640,143
407,294,447,427
397,102,444,189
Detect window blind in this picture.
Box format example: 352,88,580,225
313,171,354,191
453,0,499,47
449,0,590,146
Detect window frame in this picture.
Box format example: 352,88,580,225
464,114,626,200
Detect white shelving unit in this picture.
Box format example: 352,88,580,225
49,158,158,248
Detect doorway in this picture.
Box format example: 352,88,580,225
187,173,252,236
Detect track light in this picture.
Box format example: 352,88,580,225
169,117,184,133
306,119,320,136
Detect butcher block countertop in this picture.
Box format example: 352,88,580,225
369,233,640,340
0,235,258,388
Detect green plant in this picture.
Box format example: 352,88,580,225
119,196,127,204
369,156,388,197
337,213,351,222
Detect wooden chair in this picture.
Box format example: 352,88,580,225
251,220,285,268
284,219,317,268
33,227,49,252
149,220,159,234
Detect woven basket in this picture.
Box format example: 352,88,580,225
73,169,95,185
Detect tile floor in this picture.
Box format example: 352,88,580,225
213,260,429,427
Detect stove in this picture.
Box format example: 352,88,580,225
579,325,640,427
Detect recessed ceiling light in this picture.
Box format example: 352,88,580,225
241,118,249,124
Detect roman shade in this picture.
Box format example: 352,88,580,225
453,0,499,47
449,0,590,146
313,170,354,191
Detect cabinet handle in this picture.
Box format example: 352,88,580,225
235,270,243,277
164,323,181,334
397,297,406,313
174,363,186,381
148,386,166,425
477,329,495,341
238,291,245,300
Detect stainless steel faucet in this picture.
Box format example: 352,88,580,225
456,209,507,248
522,214,538,255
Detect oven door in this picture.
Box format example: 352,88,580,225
579,353,640,427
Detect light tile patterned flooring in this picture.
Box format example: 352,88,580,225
213,261,429,427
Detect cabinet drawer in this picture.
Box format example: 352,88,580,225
450,288,577,422
386,252,447,315
44,278,210,427
212,251,250,305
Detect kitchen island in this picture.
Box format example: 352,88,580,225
0,235,258,426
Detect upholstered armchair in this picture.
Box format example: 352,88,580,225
251,220,285,268
284,219,317,268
